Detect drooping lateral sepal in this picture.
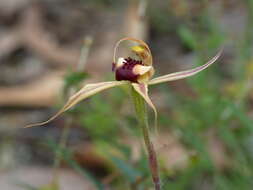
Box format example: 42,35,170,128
25,81,128,128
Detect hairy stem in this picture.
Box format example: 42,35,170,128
131,86,160,190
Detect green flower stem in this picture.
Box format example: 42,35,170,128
131,86,161,190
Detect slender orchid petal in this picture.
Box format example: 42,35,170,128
25,81,128,128
148,49,223,85
132,83,158,133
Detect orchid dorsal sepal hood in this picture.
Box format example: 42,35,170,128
25,37,222,128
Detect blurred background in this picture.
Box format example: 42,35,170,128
1,0,253,189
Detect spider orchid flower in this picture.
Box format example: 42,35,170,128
25,37,222,128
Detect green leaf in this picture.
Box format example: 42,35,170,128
47,141,104,190
178,26,198,50
109,155,142,183
64,71,88,89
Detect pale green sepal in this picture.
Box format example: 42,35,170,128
25,81,128,128
148,49,222,85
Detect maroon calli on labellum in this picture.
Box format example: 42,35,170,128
114,57,143,83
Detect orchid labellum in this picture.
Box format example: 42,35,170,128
25,37,222,128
